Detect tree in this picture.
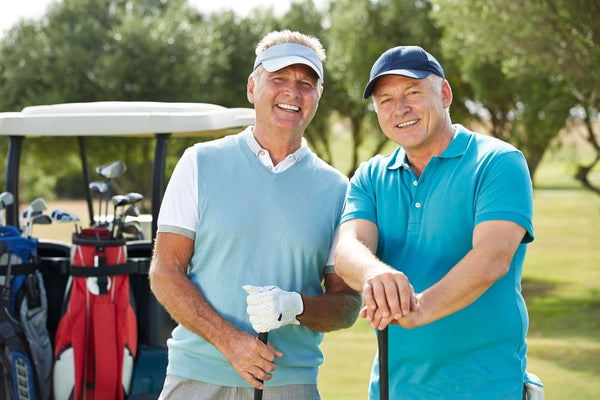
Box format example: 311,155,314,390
430,0,599,188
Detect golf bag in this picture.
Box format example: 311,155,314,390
0,225,53,400
53,227,138,400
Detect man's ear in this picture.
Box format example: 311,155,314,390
442,79,453,109
247,75,255,104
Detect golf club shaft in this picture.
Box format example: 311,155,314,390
378,327,389,400
254,332,269,400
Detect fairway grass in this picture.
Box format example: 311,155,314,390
319,319,375,399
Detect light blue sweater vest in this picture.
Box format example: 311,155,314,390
166,133,348,387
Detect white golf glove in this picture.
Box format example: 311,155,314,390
243,285,304,333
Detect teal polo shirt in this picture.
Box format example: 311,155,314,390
342,125,534,399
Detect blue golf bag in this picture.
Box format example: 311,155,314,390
0,225,52,400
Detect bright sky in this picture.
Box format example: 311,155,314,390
0,0,325,38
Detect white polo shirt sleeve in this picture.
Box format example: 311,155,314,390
156,146,199,239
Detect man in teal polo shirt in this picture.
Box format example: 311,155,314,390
334,46,544,399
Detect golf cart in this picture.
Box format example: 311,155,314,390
0,101,254,399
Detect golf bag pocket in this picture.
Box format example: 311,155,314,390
53,227,138,400
0,225,53,400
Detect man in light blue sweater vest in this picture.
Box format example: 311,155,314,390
149,30,361,400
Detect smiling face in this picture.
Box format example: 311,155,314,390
372,74,453,155
247,63,322,142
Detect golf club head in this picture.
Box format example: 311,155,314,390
112,195,130,208
21,209,44,219
125,192,143,205
21,197,48,236
124,205,140,217
51,208,82,234
89,181,109,194
29,198,48,213
31,214,52,225
28,213,52,238
96,161,126,179
51,208,80,223
117,221,143,239
120,221,141,234
0,192,14,209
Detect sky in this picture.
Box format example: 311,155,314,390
0,0,323,38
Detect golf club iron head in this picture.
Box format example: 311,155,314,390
28,213,52,238
89,181,109,226
0,192,15,226
0,192,14,209
51,208,82,233
21,197,48,237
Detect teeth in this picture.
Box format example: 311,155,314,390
278,103,300,111
397,119,418,128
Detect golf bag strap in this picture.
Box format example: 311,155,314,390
0,263,39,275
69,261,144,277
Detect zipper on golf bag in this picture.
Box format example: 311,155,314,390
53,227,140,400
0,225,53,400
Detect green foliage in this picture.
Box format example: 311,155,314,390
1,0,598,196
430,0,599,186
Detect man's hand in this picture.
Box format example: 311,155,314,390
243,285,304,333
221,329,282,389
362,270,416,330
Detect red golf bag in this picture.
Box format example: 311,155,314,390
53,227,138,400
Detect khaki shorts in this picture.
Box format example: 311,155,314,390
159,374,321,400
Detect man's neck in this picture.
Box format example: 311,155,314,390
253,126,304,165
406,124,455,178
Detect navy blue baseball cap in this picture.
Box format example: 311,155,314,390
363,46,445,99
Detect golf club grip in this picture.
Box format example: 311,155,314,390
254,332,269,400
378,327,389,400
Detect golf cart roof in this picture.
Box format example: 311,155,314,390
0,101,254,137
1,101,255,237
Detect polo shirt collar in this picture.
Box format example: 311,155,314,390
386,124,468,170
438,124,468,159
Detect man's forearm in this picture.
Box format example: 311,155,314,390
299,291,362,332
149,263,239,350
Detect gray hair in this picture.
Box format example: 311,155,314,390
255,30,326,61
